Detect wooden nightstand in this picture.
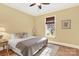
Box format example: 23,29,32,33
0,39,9,56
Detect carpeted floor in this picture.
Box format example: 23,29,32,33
34,43,59,56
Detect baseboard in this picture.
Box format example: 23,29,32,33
49,41,79,49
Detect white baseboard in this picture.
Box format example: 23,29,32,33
49,41,79,49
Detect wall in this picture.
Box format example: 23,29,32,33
0,4,34,35
34,6,79,46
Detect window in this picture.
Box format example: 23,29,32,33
45,16,56,38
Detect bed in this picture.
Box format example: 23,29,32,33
8,33,48,56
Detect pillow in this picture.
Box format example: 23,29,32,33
22,32,28,38
15,33,23,38
15,32,28,39
10,32,29,39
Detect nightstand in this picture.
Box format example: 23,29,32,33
0,39,9,56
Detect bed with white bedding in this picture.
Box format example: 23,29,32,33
8,34,48,56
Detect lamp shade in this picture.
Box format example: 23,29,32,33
0,27,6,32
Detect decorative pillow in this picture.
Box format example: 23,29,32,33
15,32,28,39
15,33,22,38
22,32,28,38
10,32,28,39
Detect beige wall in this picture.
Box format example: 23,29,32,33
34,6,79,46
0,4,34,35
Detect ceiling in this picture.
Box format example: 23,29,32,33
3,3,79,16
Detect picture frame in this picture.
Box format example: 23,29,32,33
62,20,71,29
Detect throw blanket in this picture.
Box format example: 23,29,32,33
16,37,48,56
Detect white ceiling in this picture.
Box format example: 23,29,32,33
3,3,79,16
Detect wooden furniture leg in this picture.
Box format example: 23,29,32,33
6,42,9,56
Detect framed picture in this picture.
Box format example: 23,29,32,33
62,20,71,29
